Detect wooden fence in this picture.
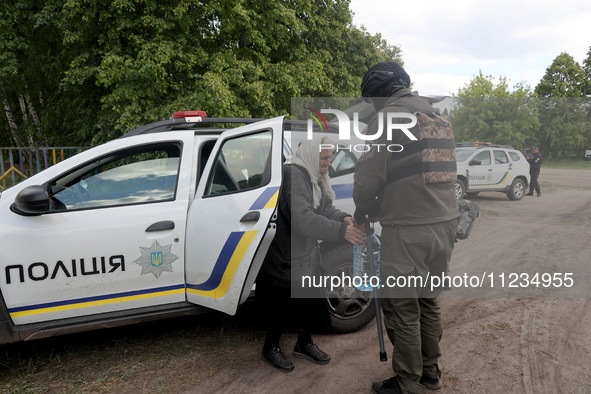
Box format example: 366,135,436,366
0,147,86,190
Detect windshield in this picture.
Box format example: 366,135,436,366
455,148,476,162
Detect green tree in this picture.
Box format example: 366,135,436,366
533,52,591,158
450,71,539,150
534,52,585,97
1,0,401,147
582,46,591,96
535,97,590,159
0,1,65,147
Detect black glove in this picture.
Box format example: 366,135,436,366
354,208,368,225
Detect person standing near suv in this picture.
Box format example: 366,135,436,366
256,136,366,373
353,61,459,394
526,146,543,197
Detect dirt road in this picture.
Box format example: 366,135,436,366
191,168,591,393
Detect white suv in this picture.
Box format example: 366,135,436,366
0,113,373,344
454,143,530,201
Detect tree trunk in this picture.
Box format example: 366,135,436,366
2,93,24,147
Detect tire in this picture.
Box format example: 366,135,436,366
321,244,376,333
453,179,465,200
466,192,480,198
507,178,526,200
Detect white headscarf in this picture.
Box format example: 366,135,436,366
285,135,336,209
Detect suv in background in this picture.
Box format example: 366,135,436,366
454,142,530,201
584,148,591,160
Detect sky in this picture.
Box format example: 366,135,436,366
349,0,591,97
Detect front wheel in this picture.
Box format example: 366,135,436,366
321,244,376,333
507,178,526,200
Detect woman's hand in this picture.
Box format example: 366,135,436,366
343,216,356,226
344,224,366,245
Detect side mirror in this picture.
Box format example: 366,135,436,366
469,159,482,166
10,185,50,216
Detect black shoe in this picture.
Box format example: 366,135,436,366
293,342,331,365
372,377,403,394
537,192,541,197
420,375,442,390
526,192,534,196
262,346,294,372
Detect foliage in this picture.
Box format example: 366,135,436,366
535,97,591,159
534,52,586,97
451,62,591,159
582,47,591,96
533,51,591,158
0,1,65,147
1,0,401,146
450,71,539,150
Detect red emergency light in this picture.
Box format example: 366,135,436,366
171,111,207,119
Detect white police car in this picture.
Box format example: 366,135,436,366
0,112,372,344
454,142,530,200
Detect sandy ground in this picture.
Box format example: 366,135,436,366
190,168,591,394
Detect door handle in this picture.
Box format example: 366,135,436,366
240,211,260,222
146,220,175,232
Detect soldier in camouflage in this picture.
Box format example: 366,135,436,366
353,61,459,394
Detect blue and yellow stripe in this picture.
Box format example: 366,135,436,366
8,187,279,318
332,183,353,200
472,164,513,188
185,187,278,298
249,186,279,210
186,230,257,298
8,284,185,318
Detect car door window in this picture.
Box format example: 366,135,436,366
494,150,508,164
205,131,272,196
329,149,357,177
49,143,181,210
509,152,521,161
473,150,491,165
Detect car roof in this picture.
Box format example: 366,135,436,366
120,116,343,139
455,143,516,150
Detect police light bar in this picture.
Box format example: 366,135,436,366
171,111,207,122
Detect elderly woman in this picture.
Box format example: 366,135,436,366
256,136,365,372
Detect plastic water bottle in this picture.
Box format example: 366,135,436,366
353,228,381,291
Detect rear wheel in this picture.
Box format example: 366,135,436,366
507,178,526,200
453,179,465,200
322,244,375,333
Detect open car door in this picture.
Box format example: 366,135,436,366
185,117,283,315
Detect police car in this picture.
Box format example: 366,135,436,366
0,112,372,344
454,142,530,200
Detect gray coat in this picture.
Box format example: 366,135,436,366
258,164,350,288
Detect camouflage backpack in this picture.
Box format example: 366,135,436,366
385,100,457,185
456,199,480,240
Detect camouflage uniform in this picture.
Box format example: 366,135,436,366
353,86,459,394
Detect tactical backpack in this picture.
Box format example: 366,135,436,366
456,199,480,240
386,101,457,185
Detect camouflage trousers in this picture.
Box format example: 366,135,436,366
379,220,457,394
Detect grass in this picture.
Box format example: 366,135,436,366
0,304,266,393
544,159,591,170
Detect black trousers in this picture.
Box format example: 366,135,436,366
529,169,541,194
255,276,329,350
